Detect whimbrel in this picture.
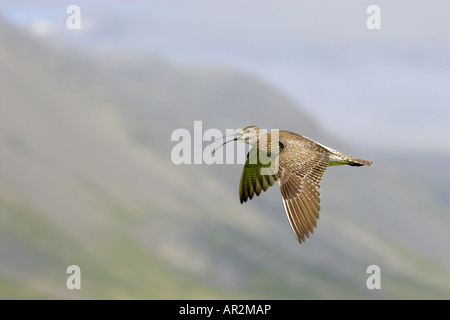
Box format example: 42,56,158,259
213,126,373,244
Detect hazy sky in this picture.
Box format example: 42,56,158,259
1,0,449,153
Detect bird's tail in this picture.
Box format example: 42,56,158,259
347,158,373,167
329,153,373,167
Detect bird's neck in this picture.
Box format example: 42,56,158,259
252,131,276,155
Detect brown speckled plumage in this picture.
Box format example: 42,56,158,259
233,126,373,244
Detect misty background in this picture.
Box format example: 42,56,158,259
0,0,449,299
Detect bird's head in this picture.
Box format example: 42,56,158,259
211,125,262,155
236,126,261,146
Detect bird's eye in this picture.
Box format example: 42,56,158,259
246,129,251,133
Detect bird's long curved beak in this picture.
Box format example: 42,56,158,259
211,132,243,156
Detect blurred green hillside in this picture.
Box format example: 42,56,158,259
1,19,449,299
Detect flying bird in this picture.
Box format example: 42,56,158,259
213,126,373,244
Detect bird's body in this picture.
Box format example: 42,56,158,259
216,126,372,244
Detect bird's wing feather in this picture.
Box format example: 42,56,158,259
239,148,278,203
277,141,329,243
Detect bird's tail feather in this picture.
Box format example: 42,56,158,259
329,153,373,167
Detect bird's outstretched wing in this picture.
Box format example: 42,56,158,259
277,143,329,243
239,148,278,203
